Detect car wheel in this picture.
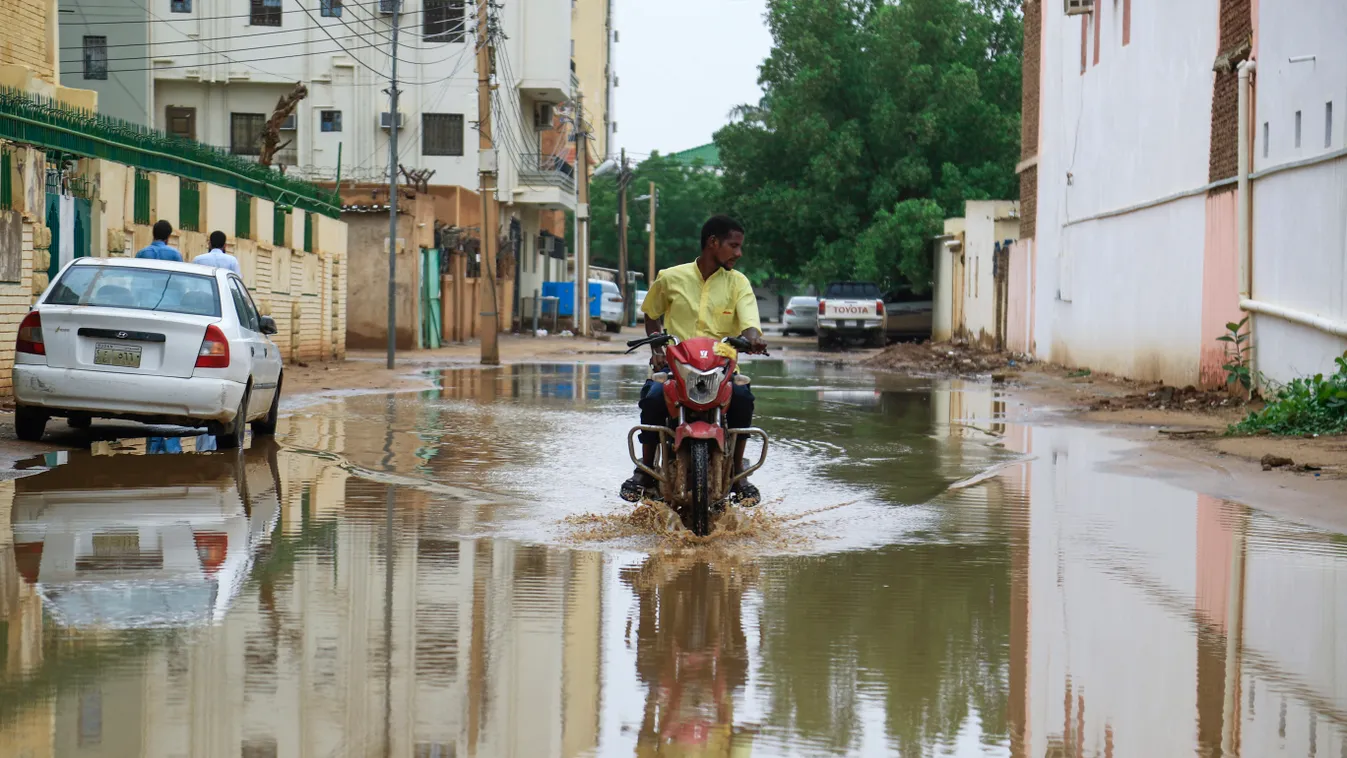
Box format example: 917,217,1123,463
817,335,830,351
782,329,791,337
67,414,92,429
252,375,282,437
14,405,47,442
606,321,621,334
868,330,886,348
217,387,250,450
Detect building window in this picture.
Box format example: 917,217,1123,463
170,0,191,12
166,106,196,141
424,0,465,43
422,114,464,156
83,36,107,80
321,110,342,132
230,113,266,156
320,0,342,17
250,0,281,27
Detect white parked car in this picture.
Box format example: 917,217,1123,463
781,295,819,336
13,258,284,448
634,289,648,314
596,279,624,333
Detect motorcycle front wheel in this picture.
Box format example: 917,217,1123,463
689,439,712,536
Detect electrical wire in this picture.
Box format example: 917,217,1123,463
63,15,467,53
64,0,435,25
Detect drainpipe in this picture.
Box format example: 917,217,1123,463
1237,60,1256,300
1237,59,1257,388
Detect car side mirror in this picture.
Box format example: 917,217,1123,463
258,316,278,335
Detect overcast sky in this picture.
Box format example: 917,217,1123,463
610,0,774,158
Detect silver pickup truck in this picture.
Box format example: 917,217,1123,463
817,282,887,348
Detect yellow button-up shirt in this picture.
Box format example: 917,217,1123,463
640,262,761,340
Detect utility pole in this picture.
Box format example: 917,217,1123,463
384,0,401,369
575,94,591,336
477,0,500,364
616,148,629,326
646,180,656,286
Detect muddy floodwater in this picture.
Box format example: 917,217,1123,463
2,360,1345,757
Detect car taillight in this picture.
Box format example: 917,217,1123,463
195,324,230,368
876,300,885,315
818,302,826,316
16,311,44,355
785,308,795,316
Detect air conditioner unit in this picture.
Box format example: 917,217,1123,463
533,103,555,131
379,111,404,129
1064,0,1093,15
280,114,297,131
378,0,399,14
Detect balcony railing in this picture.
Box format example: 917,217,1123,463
518,153,576,194
0,87,341,218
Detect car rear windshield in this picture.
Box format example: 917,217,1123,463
825,283,882,299
46,265,221,317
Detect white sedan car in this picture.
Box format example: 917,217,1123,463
13,257,284,448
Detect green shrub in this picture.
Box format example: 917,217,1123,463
1230,353,1347,436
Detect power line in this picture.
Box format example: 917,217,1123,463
62,16,467,53
62,0,436,25
63,23,469,69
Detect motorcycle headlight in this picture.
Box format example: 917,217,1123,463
676,363,726,405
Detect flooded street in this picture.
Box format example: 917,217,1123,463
1,360,1345,757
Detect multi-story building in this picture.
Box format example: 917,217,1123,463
1012,0,1347,387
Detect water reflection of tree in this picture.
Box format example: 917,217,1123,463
757,543,1011,754
622,553,759,756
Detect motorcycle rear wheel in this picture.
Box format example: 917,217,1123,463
689,440,712,536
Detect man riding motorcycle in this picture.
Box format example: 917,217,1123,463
620,215,768,504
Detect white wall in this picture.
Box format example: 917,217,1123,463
1033,0,1219,383
1249,1,1347,384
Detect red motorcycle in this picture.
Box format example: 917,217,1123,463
626,334,768,536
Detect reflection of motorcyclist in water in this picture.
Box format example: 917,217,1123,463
622,554,758,757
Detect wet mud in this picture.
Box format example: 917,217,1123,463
0,360,1344,757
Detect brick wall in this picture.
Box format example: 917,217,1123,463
1208,0,1252,183
0,0,53,82
1019,0,1042,239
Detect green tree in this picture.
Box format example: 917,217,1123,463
715,0,1022,293
565,153,725,284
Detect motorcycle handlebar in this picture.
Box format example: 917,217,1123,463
624,333,771,357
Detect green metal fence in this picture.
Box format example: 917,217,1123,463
0,149,10,210
303,212,313,252
180,179,200,231
0,87,341,218
133,169,150,225
236,192,252,239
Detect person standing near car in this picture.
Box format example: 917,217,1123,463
194,231,242,275
135,220,183,261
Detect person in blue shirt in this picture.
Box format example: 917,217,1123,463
136,220,183,261
194,231,242,275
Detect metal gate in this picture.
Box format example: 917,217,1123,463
45,191,91,280
421,247,442,349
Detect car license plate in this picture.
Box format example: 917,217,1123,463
94,342,142,368
93,534,139,556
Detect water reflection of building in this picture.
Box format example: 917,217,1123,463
996,424,1347,758
0,414,603,757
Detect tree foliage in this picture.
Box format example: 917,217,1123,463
714,0,1022,293
566,153,725,281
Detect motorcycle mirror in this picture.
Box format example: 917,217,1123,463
651,371,670,383
733,375,751,386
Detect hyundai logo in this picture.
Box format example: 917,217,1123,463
116,331,128,339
